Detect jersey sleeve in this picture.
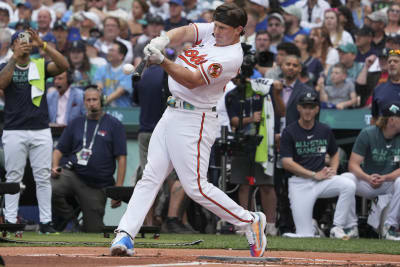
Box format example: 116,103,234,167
352,128,370,157
280,128,295,158
191,23,213,45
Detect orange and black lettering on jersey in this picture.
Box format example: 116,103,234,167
179,48,208,68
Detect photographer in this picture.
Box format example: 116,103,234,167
0,29,69,234
225,45,285,236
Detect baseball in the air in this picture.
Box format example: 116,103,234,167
122,63,135,75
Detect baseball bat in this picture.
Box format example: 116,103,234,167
132,57,148,82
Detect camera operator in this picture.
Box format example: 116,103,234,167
225,45,285,236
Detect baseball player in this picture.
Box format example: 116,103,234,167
279,91,357,238
110,3,267,257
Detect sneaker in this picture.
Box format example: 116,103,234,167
330,226,349,239
39,222,59,234
266,222,278,236
313,219,326,237
110,231,135,256
383,225,400,241
344,226,359,239
165,217,193,234
245,212,267,257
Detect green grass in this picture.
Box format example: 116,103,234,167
1,232,400,255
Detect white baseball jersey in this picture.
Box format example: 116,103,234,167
169,23,243,109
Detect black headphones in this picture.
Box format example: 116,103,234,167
84,84,105,107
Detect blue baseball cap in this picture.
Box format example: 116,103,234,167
42,32,57,44
169,0,183,5
11,31,23,44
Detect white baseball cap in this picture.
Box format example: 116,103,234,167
248,0,269,8
82,12,102,28
282,4,302,21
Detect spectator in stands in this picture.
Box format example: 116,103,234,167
85,37,108,68
265,42,300,80
183,0,207,22
9,1,36,31
295,0,331,29
0,29,69,234
0,6,13,35
78,12,102,41
103,0,129,21
51,87,127,232
367,10,388,51
93,40,133,107
316,63,357,109
164,0,191,31
372,49,400,121
94,16,133,64
67,40,97,90
52,20,69,55
385,3,400,36
63,0,86,25
280,90,357,239
355,26,377,63
248,0,269,32
323,8,354,48
254,30,275,76
148,0,169,20
0,30,12,65
294,33,324,85
310,26,339,74
345,0,367,28
127,0,149,44
37,9,53,38
325,43,363,85
343,101,400,241
337,6,358,39
267,13,285,54
47,71,86,126
240,8,258,50
226,75,285,236
282,5,309,42
19,0,56,27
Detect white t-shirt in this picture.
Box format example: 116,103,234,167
169,23,243,109
326,47,339,66
330,30,354,48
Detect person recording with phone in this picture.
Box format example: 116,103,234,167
51,87,127,233
0,28,69,234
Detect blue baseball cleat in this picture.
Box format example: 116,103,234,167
110,232,134,256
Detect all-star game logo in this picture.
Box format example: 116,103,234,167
208,63,223,78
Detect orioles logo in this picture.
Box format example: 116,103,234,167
208,63,223,78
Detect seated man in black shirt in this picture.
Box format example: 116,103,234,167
280,91,357,239
51,87,127,232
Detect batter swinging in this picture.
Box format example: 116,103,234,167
110,3,267,257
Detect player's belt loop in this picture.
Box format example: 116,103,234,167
167,96,216,112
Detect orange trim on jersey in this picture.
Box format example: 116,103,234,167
199,64,210,84
196,113,252,224
193,23,199,45
223,84,226,92
178,55,198,69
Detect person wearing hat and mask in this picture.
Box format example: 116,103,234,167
164,0,191,31
280,90,357,239
0,28,69,233
267,13,285,54
282,4,310,42
324,42,363,86
367,10,388,51
111,3,268,258
355,26,377,63
342,101,400,241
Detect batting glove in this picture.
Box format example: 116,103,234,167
149,32,170,51
144,44,165,65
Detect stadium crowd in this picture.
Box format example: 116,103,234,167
0,0,399,241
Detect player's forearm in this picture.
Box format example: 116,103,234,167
166,25,196,47
52,149,63,169
348,160,370,182
160,58,204,89
329,152,339,173
0,57,16,89
356,65,368,85
382,168,400,181
282,157,316,179
272,91,285,117
115,155,127,187
44,44,69,76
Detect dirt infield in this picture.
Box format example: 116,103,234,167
1,247,400,267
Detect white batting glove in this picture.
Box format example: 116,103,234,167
149,32,170,51
145,44,165,65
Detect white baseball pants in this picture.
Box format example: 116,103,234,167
288,174,357,236
2,129,53,224
118,107,253,237
342,172,400,228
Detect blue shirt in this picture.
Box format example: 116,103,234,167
93,64,133,107
56,114,127,188
280,121,337,173
0,62,51,130
372,81,400,117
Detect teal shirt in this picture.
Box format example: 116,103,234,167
352,126,400,175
